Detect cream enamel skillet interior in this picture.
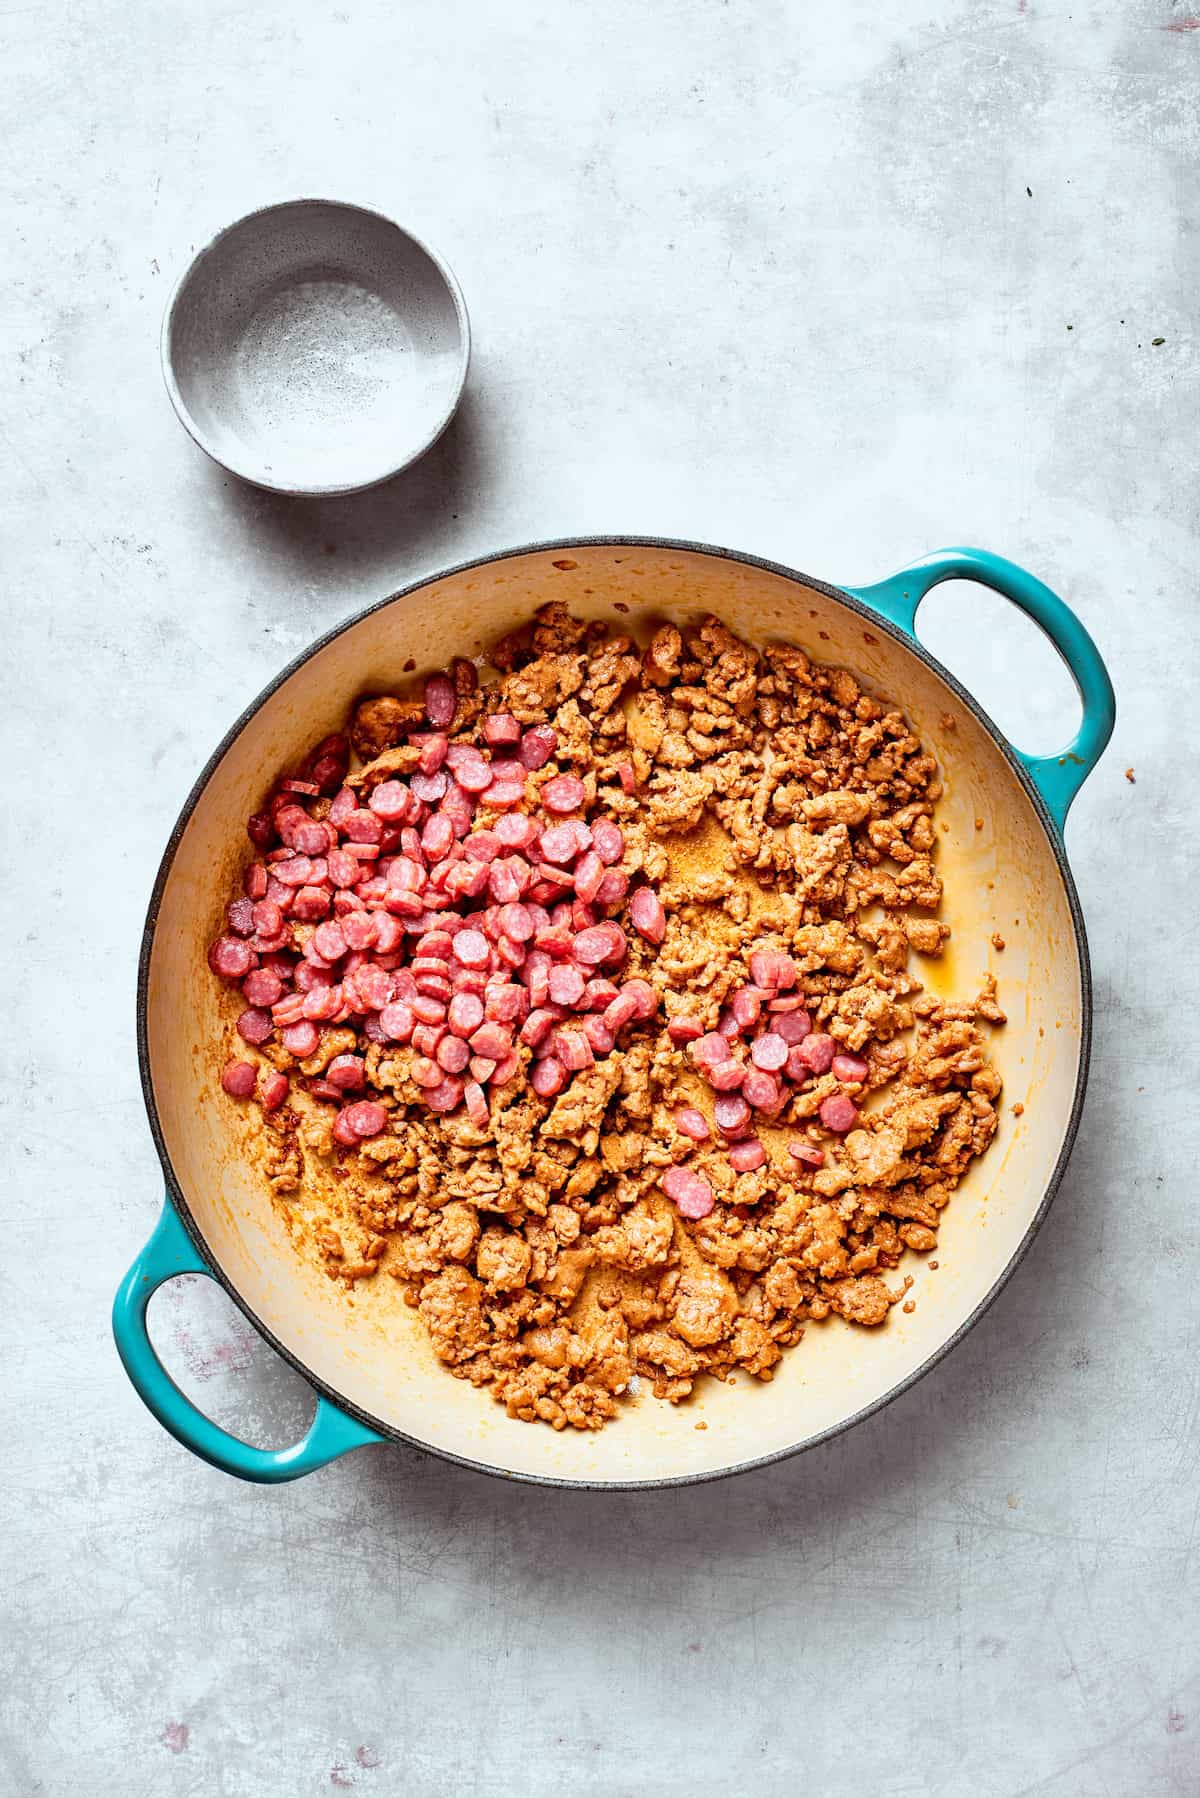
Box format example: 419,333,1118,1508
113,539,1114,1487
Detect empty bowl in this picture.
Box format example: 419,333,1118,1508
161,199,470,496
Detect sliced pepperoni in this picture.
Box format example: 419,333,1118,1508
236,1008,274,1045
220,1060,257,1099
484,982,526,1024
832,1052,870,1084
424,672,457,728
692,1032,731,1068
519,725,557,770
792,1032,835,1077
483,712,521,745
590,819,624,865
342,1100,389,1138
463,1080,489,1128
714,1093,752,1137
455,758,494,794
243,967,283,1008
573,923,626,966
707,1060,747,1092
436,1035,470,1073
260,1071,290,1113
531,1056,566,1097
494,813,539,852
378,1000,414,1042
788,1141,826,1168
542,773,585,814
674,1106,711,1142
661,1166,715,1220
621,979,658,1019
421,814,455,860
410,771,448,804
326,1054,366,1092
629,886,666,945
452,928,489,969
281,1021,319,1058
750,1032,788,1071
369,780,412,819
729,1138,766,1173
313,920,347,962
548,963,586,1007
595,869,629,906
247,812,275,849
243,861,269,901
573,851,605,904
424,1076,464,1113
272,855,314,888
469,1021,512,1061
290,886,332,922
819,1093,858,1133
773,1009,812,1045
748,948,797,992
730,988,762,1031
601,991,638,1032
226,897,256,937
208,936,255,981
742,1070,780,1110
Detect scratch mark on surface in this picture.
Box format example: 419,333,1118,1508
161,1722,189,1754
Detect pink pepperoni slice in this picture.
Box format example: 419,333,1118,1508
662,1166,715,1220
573,923,626,965
832,1052,870,1084
485,982,526,1023
595,869,628,906
519,725,557,770
692,1031,731,1068
590,819,624,865
580,1015,614,1055
750,1032,788,1072
483,712,521,744
819,1093,858,1133
342,1100,388,1138
531,1056,566,1097
630,886,666,945
787,1140,826,1168
773,1009,812,1045
707,1060,747,1092
247,812,275,849
236,1008,274,1045
602,991,639,1032
424,672,458,728
675,1106,711,1142
792,1032,836,1076
488,860,526,904
667,1014,704,1043
730,988,762,1031
410,771,448,804
451,928,489,969
341,911,378,952
714,1093,751,1137
542,774,585,814
421,814,455,860
329,788,357,828
454,758,494,794
243,968,283,1008
469,1021,512,1061
748,948,797,992
554,1029,594,1071
519,1007,560,1047
272,993,307,1027
293,821,335,857
622,979,658,1019
208,936,255,981
538,824,580,865
495,813,538,851
327,849,359,888
412,1022,445,1057
548,963,586,1007
410,1056,442,1087
414,732,449,774
366,780,410,820
342,809,383,846
244,862,269,901
463,1080,489,1128
743,1070,781,1110
227,896,256,937
326,1054,366,1091
260,1071,290,1112
768,993,807,1014
424,1077,464,1113
291,886,332,922
332,1111,361,1147
313,920,347,962
617,761,637,794
729,1138,766,1174
281,1021,319,1058
437,1035,470,1073
448,992,485,1035
221,1060,257,1099
573,850,605,904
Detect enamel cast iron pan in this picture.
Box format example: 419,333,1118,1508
113,540,1114,1487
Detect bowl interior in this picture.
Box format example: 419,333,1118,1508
164,201,468,495
144,543,1086,1486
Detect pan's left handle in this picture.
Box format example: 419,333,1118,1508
844,547,1115,832
112,1196,383,1483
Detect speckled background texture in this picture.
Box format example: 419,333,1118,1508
2,2,1197,1794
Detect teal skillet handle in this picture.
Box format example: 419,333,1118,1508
844,548,1115,831
112,1196,383,1482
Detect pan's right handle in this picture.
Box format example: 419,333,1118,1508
844,547,1115,832
112,1196,383,1483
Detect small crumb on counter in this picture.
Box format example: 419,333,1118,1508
1012,1102,1024,1117
1125,767,1136,784
694,1420,707,1431
992,932,1006,951
940,712,957,730
928,1260,939,1270
974,816,984,830
902,1300,916,1314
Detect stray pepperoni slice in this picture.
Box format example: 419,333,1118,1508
542,774,585,814
661,1166,715,1220
236,1008,274,1045
260,1071,290,1112
483,712,521,745
730,988,762,1031
788,1141,826,1168
629,886,666,945
675,1106,711,1142
243,862,269,902
819,1093,858,1133
714,1093,751,1137
729,1138,766,1173
832,1052,870,1084
247,812,275,849
531,1056,566,1097
519,725,557,770
208,936,255,980
272,855,314,889
793,1032,836,1076
242,968,283,1008
326,1054,366,1091
221,1060,257,1099
424,672,457,728
774,1009,812,1045
463,1080,489,1128
667,1013,703,1045
342,1100,388,1138
617,762,637,794
332,1111,361,1147
281,1021,319,1058
582,978,620,1012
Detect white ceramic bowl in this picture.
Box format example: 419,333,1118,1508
161,199,470,497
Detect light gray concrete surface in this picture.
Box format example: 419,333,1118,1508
2,2,1197,1793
